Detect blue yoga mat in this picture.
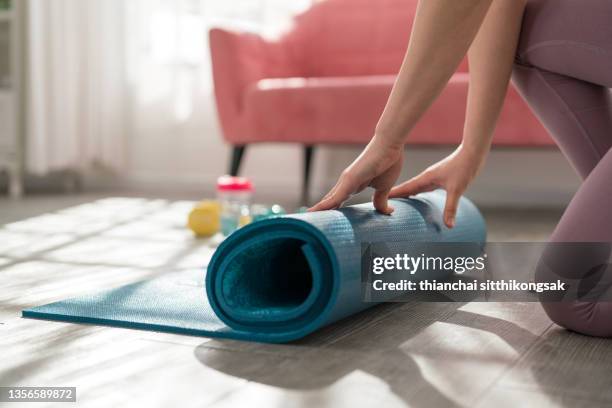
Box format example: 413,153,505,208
23,191,486,343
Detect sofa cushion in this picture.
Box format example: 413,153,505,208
242,74,551,146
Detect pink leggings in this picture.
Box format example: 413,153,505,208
512,0,612,336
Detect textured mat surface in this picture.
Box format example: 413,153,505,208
23,191,486,343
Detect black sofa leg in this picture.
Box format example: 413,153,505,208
302,145,315,206
229,145,247,176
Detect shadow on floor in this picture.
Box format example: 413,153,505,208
194,301,612,407
190,302,464,406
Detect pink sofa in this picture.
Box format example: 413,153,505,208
210,0,551,204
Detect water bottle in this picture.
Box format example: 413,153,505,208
217,176,253,236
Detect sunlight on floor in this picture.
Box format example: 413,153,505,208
0,198,219,306
400,321,518,406
212,370,407,408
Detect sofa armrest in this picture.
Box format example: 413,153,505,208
209,28,298,133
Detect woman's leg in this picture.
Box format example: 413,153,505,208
513,65,612,178
537,149,612,337
512,0,612,336
513,0,612,178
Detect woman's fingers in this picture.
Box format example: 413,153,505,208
309,169,463,228
388,173,435,198
373,189,394,215
308,192,340,212
443,188,461,228
308,178,354,212
389,171,464,228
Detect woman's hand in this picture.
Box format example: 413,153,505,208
309,135,404,215
389,145,487,228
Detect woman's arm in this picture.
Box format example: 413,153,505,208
310,0,493,215
375,0,494,145
463,0,527,156
389,0,527,227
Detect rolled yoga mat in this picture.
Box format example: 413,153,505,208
23,190,486,343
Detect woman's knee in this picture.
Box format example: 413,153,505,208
537,242,612,337
540,301,612,337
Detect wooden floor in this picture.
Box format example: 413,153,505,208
1,195,611,408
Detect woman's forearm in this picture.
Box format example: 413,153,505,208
462,0,527,156
375,0,493,148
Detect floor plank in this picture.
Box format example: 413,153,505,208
488,326,612,404
0,321,245,408
476,387,609,408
